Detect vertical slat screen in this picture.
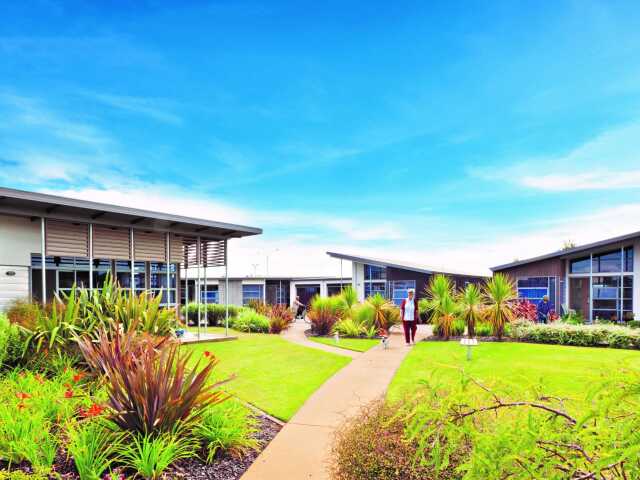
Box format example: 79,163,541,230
45,221,89,257
93,226,131,259
133,231,166,261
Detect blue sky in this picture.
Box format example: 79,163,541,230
1,1,640,276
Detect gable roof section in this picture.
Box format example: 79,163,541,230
327,251,488,278
491,230,640,271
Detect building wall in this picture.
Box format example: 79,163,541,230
0,266,29,311
353,262,365,301
634,240,640,321
0,214,40,267
494,257,566,279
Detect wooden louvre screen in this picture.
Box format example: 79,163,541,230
134,231,166,262
93,226,131,260
170,234,185,264
45,220,89,257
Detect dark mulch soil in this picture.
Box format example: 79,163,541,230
0,415,281,480
167,415,281,480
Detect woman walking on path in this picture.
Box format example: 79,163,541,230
400,289,417,346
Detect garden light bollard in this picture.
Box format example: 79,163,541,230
334,332,340,344
460,338,478,361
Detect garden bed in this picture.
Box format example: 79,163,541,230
0,414,281,480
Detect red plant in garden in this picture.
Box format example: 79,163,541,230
78,326,230,435
513,300,538,322
203,350,212,358
64,388,74,398
72,372,85,383
16,391,31,400
549,310,559,322
80,403,105,418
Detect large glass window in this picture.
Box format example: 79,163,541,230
592,275,634,322
92,259,112,288
242,284,264,305
364,265,386,281
592,250,622,273
391,280,416,306
517,277,556,309
327,283,350,296
201,285,218,303
365,282,386,298
570,257,590,274
624,246,634,272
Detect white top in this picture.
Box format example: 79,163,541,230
403,299,415,321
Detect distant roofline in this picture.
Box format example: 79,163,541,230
0,186,262,238
326,251,489,278
491,230,640,271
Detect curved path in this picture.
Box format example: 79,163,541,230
241,321,429,480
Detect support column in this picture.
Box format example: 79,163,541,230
225,239,229,337
203,240,208,334
165,233,171,310
130,228,135,296
197,236,201,340
40,217,46,305
89,223,94,291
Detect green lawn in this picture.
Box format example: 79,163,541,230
309,336,380,352
184,328,351,421
388,341,640,407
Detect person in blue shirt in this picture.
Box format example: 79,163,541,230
538,295,552,323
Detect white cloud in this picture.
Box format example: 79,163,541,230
473,121,640,191
520,170,640,191
81,91,183,125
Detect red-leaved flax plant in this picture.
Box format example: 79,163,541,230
77,322,230,435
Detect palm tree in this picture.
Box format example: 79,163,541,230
436,294,459,340
424,274,455,338
483,274,517,340
365,293,400,333
458,283,483,338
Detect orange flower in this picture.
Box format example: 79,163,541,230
203,351,212,357
16,392,31,400
80,403,104,418
34,374,45,384
64,388,74,399
72,372,84,383
17,402,26,410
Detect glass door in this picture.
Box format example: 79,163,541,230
569,277,590,321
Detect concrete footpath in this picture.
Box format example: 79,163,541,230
241,322,428,480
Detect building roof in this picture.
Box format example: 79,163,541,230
326,251,488,278
491,230,640,271
0,187,262,240
181,271,353,282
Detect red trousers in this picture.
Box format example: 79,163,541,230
403,321,417,343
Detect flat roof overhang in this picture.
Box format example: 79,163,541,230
0,187,262,240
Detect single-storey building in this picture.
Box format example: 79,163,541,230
491,231,640,323
180,274,352,307
0,187,261,311
326,251,488,305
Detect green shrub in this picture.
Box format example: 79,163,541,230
510,322,640,349
182,303,240,326
119,432,197,480
196,400,259,462
308,296,345,335
0,313,24,368
627,320,640,329
330,400,443,480
475,322,492,337
67,419,126,480
333,318,368,337
451,319,466,336
0,369,86,468
267,304,294,334
231,310,270,333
